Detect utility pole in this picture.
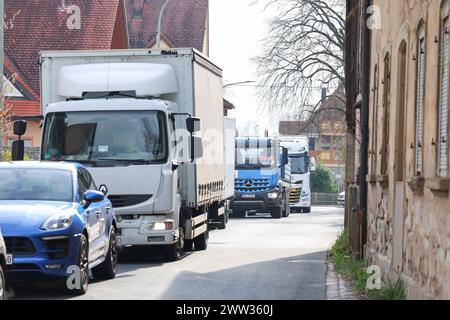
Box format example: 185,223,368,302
156,0,172,49
0,0,4,160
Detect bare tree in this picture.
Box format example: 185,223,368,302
254,0,345,119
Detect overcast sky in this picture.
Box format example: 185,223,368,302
209,0,278,135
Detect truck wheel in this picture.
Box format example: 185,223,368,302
218,211,227,230
164,228,185,261
194,230,209,251
270,206,282,219
233,209,246,218
282,192,290,218
0,264,6,300
92,228,118,280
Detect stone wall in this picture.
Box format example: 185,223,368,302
367,0,450,299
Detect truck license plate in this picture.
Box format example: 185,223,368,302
242,194,256,199
6,254,13,265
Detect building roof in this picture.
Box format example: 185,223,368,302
4,0,128,116
126,0,208,51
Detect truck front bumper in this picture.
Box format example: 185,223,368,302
231,190,281,211
116,215,178,247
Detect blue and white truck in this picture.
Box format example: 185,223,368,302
231,137,290,219
279,136,315,213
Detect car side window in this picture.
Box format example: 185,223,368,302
81,168,97,190
77,169,89,202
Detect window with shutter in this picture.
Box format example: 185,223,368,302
438,12,449,177
415,28,426,176
381,54,391,175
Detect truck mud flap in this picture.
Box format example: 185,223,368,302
185,213,208,240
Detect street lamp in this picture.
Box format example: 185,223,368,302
156,0,172,49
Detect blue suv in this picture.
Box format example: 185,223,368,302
0,162,117,295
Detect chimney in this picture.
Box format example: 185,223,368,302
321,87,327,102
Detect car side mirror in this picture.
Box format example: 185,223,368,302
83,190,105,208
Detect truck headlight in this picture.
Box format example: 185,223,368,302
268,192,278,199
41,213,73,231
147,221,174,231
301,191,309,198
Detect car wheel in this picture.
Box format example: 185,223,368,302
270,206,282,219
92,228,118,280
68,234,89,295
194,230,208,251
164,228,185,262
0,264,6,300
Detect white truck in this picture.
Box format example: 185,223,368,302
279,136,315,213
30,48,233,261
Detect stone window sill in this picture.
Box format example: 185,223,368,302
425,178,449,196
408,176,425,194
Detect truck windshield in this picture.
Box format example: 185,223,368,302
42,111,168,166
290,155,309,174
235,143,276,169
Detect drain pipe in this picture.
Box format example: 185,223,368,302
359,0,372,259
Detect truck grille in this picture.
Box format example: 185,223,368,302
235,178,271,192
4,237,36,256
108,195,153,208
289,188,301,204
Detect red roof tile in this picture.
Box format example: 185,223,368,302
4,0,127,98
126,0,208,51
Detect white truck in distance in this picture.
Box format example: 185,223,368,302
39,48,233,261
279,136,315,213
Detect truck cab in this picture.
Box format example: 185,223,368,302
231,137,290,219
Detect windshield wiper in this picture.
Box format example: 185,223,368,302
97,158,152,165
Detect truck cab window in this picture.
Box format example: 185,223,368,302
42,111,168,167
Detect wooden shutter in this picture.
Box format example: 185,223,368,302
438,17,449,177
415,30,426,176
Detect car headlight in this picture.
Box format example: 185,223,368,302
41,213,73,231
268,192,278,199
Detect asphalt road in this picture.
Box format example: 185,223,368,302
10,206,344,300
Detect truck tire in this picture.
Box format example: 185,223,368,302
92,228,118,280
217,211,227,230
0,264,6,300
270,206,282,219
194,230,209,251
233,209,246,218
164,228,185,261
282,192,290,218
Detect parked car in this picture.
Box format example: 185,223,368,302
0,162,117,295
0,228,7,300
338,191,345,208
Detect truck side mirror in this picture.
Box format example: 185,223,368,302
282,147,289,166
12,140,25,161
186,117,201,133
189,136,203,161
13,120,27,136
